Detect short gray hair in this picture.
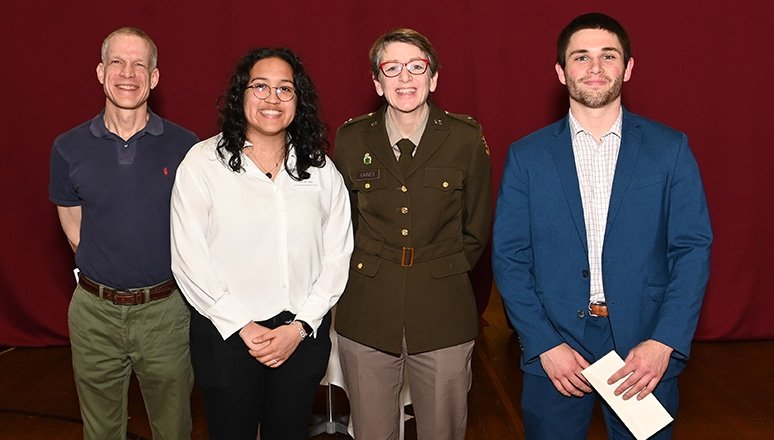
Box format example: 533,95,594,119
101,27,158,70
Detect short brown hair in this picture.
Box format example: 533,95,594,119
369,28,439,77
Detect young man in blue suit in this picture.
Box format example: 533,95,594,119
492,12,712,439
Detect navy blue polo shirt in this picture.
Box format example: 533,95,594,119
49,110,198,289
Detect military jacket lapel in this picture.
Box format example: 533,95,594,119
408,104,450,177
361,107,402,181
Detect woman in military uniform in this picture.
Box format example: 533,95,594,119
333,28,491,440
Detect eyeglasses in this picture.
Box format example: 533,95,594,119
245,83,296,102
378,58,430,78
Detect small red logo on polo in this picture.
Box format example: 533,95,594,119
163,167,169,176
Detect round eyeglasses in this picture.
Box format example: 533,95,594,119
378,58,430,78
245,83,296,102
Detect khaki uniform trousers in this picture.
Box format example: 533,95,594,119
338,334,474,440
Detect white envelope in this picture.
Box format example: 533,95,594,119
581,350,674,440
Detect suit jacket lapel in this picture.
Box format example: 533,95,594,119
361,106,402,180
551,117,588,253
606,109,642,236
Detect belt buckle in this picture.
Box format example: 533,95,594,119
588,301,607,317
401,247,415,267
112,289,144,306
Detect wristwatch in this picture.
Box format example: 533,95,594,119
292,320,313,340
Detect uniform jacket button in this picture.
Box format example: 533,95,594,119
401,229,409,236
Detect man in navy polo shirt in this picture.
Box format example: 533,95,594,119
49,27,197,439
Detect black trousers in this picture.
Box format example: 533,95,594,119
189,309,331,440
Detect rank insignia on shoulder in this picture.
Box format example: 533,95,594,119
343,112,374,126
482,135,490,156
363,153,372,165
446,112,480,127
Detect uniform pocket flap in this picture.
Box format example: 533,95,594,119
350,250,382,278
424,168,463,191
350,170,387,192
429,252,471,278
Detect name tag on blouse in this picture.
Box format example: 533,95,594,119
291,173,321,192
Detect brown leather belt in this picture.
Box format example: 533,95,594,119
78,275,178,306
589,302,609,317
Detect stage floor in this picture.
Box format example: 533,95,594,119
1,294,772,439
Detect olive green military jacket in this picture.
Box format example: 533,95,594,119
332,103,492,354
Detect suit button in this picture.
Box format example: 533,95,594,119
400,185,408,192
357,262,363,269
400,207,408,214
401,229,409,236
577,309,586,319
442,181,449,188
364,183,371,189
582,270,590,278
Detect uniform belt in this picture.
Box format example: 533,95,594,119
78,275,178,306
588,301,609,317
356,236,463,267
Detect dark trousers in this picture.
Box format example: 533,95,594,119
189,309,331,440
521,316,680,440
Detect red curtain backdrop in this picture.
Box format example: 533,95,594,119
2,0,772,346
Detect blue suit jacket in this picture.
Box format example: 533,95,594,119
492,109,712,379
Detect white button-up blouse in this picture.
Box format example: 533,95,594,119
171,134,353,339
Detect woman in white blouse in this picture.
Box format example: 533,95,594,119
170,47,353,440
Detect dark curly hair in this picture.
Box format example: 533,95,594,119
216,47,327,180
